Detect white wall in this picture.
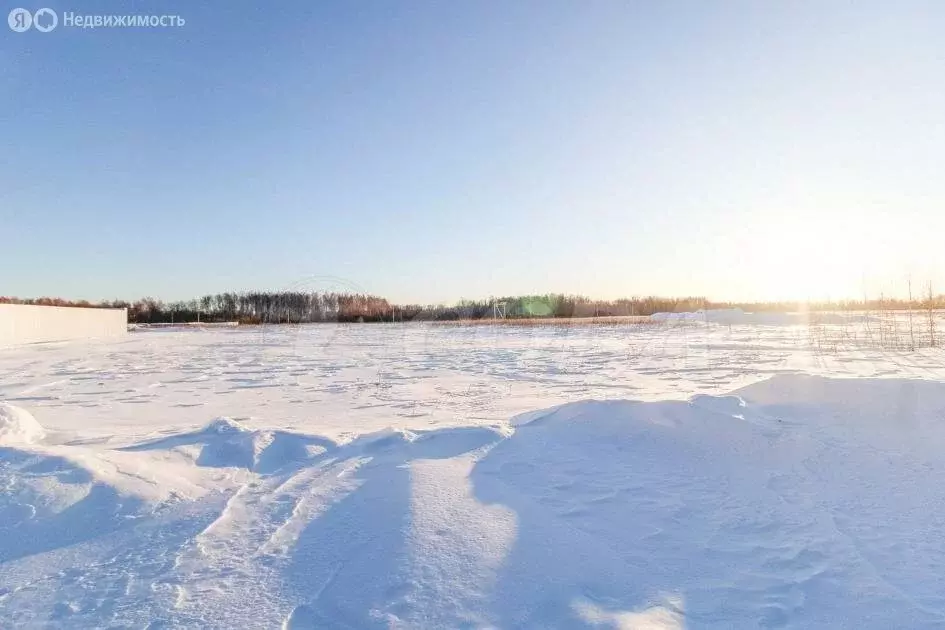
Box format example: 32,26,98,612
0,304,127,346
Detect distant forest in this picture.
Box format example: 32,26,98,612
2,292,944,324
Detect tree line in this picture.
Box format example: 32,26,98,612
2,291,943,324
0,293,713,323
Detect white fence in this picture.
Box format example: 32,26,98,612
0,304,127,346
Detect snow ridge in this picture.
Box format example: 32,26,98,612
4,363,945,627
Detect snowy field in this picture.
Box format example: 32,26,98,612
3,321,945,628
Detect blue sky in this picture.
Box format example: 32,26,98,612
3,1,944,304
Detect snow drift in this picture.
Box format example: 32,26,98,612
3,375,945,627
0,402,45,444
473,375,945,627
119,416,337,473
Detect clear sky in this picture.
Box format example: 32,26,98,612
3,1,944,304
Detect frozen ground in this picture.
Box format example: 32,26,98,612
2,321,945,628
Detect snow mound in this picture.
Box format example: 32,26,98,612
253,430,334,474
203,416,248,435
350,427,418,451
471,377,945,627
0,403,45,445
122,419,336,473
193,417,334,472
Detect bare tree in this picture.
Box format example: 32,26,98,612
908,277,916,351
928,281,937,348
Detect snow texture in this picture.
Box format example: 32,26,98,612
2,322,945,628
